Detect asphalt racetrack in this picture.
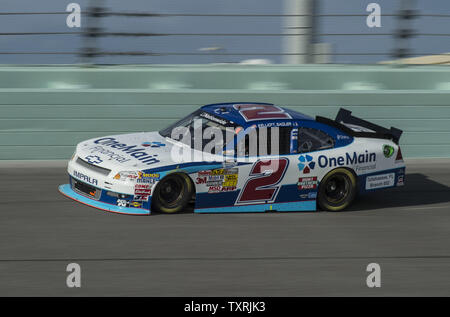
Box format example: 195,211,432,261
1,159,450,296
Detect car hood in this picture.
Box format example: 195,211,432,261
75,131,186,171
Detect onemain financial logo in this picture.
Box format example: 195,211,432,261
94,138,160,165
318,150,376,168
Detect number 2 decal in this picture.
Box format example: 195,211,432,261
236,158,289,205
234,104,292,122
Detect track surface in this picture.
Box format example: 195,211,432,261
1,159,450,296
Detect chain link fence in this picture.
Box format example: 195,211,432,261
0,0,449,64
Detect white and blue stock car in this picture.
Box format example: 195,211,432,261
59,103,405,215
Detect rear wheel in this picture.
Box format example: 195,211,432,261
152,173,193,214
318,168,357,212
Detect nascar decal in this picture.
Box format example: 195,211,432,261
197,168,239,193
92,138,160,165
236,158,289,205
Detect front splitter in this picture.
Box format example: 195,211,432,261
58,184,150,215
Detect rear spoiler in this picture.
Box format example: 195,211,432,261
316,108,403,144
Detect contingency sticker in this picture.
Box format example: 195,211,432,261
297,177,318,190
137,172,160,184
134,183,152,201
197,168,239,193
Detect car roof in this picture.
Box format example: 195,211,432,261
200,102,314,128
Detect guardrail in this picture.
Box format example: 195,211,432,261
0,64,449,159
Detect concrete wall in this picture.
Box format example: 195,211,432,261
1,64,449,160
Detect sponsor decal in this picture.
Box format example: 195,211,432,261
73,170,98,186
87,145,130,163
137,172,160,184
318,151,376,168
134,195,149,202
198,170,211,177
300,192,318,199
134,183,152,201
116,200,141,208
93,138,161,165
297,177,318,190
142,141,166,148
290,128,298,153
84,155,102,164
199,112,229,126
223,173,238,188
130,201,142,208
222,160,237,169
117,199,128,207
355,164,376,172
383,145,395,158
365,173,395,190
198,168,239,193
214,108,230,115
196,176,207,184
208,186,236,193
308,192,317,199
337,134,351,140
298,154,315,174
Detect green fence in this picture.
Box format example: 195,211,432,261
1,64,449,160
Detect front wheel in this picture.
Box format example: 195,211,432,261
318,168,357,212
152,173,193,214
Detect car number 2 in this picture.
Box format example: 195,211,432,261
233,104,291,122
236,158,289,205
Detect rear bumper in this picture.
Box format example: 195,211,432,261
358,166,406,194
58,183,150,215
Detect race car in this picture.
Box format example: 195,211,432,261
58,102,405,215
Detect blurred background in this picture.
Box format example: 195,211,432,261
1,0,450,161
0,0,449,65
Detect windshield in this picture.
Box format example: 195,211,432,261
159,110,240,152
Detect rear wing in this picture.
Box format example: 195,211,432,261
316,108,403,144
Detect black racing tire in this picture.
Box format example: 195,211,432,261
318,168,357,212
152,173,193,214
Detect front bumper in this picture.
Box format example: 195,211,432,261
58,182,151,215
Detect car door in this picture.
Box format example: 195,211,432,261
234,126,294,206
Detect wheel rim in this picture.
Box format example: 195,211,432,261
324,174,350,204
159,176,185,208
